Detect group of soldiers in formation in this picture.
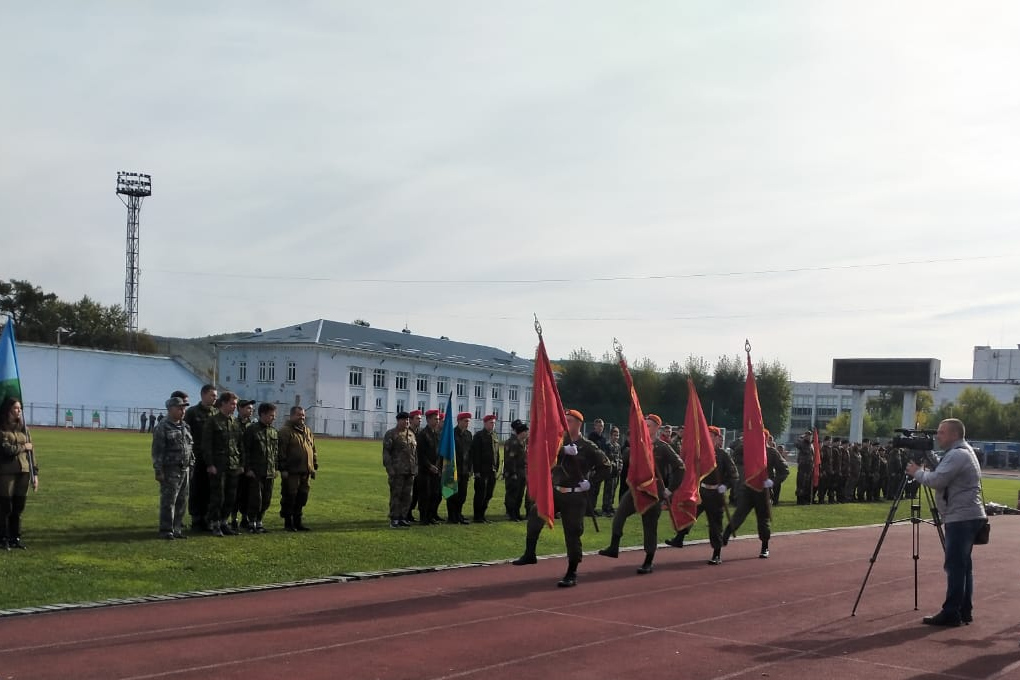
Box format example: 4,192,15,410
150,384,317,539
792,433,914,506
381,406,791,588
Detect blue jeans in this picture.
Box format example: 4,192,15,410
941,518,985,619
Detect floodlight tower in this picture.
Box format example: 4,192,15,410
116,171,152,348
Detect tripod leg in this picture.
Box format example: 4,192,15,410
852,475,911,616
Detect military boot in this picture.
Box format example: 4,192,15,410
293,515,311,532
636,552,654,575
708,550,722,566
284,516,295,532
665,529,687,548
557,560,579,588
598,534,622,558
759,541,770,559
512,533,539,565
721,525,732,546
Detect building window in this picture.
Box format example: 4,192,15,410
793,395,813,407
437,376,449,395
349,367,363,386
474,383,484,399
458,402,467,413
258,361,267,382
395,372,408,390
267,361,275,382
237,361,247,383
416,376,429,393
375,397,383,411
491,408,500,421
817,407,837,417
351,395,361,411
491,384,502,400
350,422,360,434
439,401,447,415
508,408,516,423
396,399,406,413
525,387,532,403
474,405,483,419
456,379,467,397
286,361,297,383
417,400,426,413
373,369,387,388
508,386,518,402
792,407,813,416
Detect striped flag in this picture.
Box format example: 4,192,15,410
0,321,23,404
439,394,458,498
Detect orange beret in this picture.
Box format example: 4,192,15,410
707,426,722,435
645,414,662,426
424,409,440,417
483,414,497,423
457,412,472,421
763,428,771,438
565,409,584,423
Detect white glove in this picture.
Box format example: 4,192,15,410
717,484,727,495
578,479,591,492
763,479,774,489
662,488,672,500
562,443,578,456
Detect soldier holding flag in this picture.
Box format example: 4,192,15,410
1,323,37,551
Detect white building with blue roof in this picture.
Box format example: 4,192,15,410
214,320,535,438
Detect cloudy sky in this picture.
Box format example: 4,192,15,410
3,1,1019,381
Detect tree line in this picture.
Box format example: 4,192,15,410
0,279,157,353
554,348,792,435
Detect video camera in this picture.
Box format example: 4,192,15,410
892,428,940,468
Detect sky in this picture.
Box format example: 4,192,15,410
3,1,1019,382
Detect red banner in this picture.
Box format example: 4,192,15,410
669,379,718,531
527,336,567,529
620,357,658,514
812,428,821,490
742,353,768,492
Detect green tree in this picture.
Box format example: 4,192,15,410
825,411,878,438
756,359,792,435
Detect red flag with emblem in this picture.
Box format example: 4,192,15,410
669,379,718,530
812,427,822,489
742,352,768,492
620,356,658,514
527,335,567,529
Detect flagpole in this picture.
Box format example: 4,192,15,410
746,339,771,521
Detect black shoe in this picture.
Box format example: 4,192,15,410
636,563,654,575
240,518,250,529
446,517,459,524
961,611,973,624
390,520,408,530
721,528,731,547
922,612,962,627
159,532,175,540
173,531,187,540
221,523,238,536
191,519,207,531
398,519,411,527
598,547,619,558
294,521,311,532
230,519,239,531
405,514,417,523
664,537,684,548
557,573,577,588
708,554,722,565
210,525,224,537
458,517,471,525
512,554,537,566
759,548,770,559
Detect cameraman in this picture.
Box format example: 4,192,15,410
905,418,986,627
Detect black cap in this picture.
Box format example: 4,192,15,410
511,419,529,434
396,411,410,420
238,399,256,408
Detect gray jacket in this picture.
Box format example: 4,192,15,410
911,439,986,524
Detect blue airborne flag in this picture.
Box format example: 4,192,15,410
439,394,458,499
0,321,23,404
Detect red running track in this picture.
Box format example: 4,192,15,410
2,520,1020,680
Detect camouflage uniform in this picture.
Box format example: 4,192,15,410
846,444,862,502
184,402,216,526
503,433,528,521
794,436,814,505
202,411,242,532
278,420,317,530
242,419,278,531
151,416,194,537
1,427,34,548
382,425,417,524
600,437,623,515
232,415,253,526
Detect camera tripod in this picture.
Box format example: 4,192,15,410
851,469,945,616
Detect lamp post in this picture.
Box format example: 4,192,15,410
56,327,73,425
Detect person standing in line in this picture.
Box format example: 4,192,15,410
0,398,38,550
445,412,474,524
503,419,529,521
470,414,500,523
906,418,986,627
382,411,417,529
185,384,217,530
231,399,256,531
151,396,193,540
242,402,278,534
277,406,317,532
203,391,241,537
416,409,442,525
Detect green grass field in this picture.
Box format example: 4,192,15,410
2,428,1017,610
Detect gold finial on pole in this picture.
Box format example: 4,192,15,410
744,338,752,354
613,337,623,359
534,314,543,337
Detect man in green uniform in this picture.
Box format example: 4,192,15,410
598,414,684,574
231,399,255,530
382,411,417,529
277,406,317,531
503,419,529,521
600,426,623,517
470,414,500,524
722,435,789,558
151,396,194,539
202,391,241,537
184,384,217,530
242,402,278,533
794,430,815,505
445,412,473,524
416,409,442,525
512,409,611,587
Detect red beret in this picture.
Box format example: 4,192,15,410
409,410,422,418
645,414,662,426
438,413,446,420
763,428,771,438
483,414,497,423
425,409,440,417
565,409,584,423
457,412,472,421
707,426,722,435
